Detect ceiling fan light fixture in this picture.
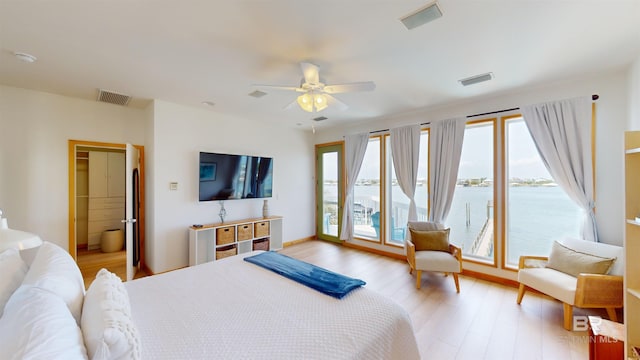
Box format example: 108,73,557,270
314,94,328,111
297,93,314,112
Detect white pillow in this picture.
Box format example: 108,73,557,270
0,285,88,359
0,247,28,316
82,268,141,360
22,241,86,324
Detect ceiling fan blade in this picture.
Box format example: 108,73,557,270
300,62,320,85
323,81,376,94
284,98,299,110
253,84,305,92
325,94,348,111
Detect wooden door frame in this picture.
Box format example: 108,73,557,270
315,141,344,243
67,140,145,270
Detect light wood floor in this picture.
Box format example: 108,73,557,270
278,240,601,360
77,249,146,289
80,240,605,359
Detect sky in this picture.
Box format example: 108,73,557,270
323,117,553,181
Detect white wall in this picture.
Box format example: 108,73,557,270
0,85,146,248
0,86,315,274
147,100,314,273
314,68,628,280
629,54,640,130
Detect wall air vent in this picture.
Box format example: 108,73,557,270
248,90,267,98
97,89,131,106
400,1,443,30
313,116,328,122
459,72,494,86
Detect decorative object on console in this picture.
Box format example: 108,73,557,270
0,209,43,252
218,201,226,223
262,199,269,218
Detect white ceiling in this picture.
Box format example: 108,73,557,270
1,0,639,129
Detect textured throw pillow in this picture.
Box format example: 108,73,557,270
22,241,86,325
0,286,88,359
0,247,29,316
546,240,615,277
81,268,141,360
410,228,450,252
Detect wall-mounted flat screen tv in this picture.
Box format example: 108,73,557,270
199,152,273,201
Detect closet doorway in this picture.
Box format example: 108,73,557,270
68,140,145,285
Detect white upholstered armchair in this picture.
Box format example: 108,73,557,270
405,221,462,292
516,237,623,330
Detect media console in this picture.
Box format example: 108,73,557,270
188,216,283,266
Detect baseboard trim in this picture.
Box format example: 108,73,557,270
283,236,315,248
141,264,154,276
461,268,520,288
342,241,406,261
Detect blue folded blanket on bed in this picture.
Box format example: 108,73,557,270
244,251,366,299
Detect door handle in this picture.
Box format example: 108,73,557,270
121,219,137,224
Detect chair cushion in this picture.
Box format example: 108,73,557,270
546,241,615,277
518,267,577,305
408,221,444,231
415,250,460,273
410,228,450,252
559,237,624,276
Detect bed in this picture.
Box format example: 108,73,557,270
0,242,420,359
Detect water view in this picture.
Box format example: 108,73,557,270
323,180,581,265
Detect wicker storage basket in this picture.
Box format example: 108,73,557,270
215,244,237,260
254,221,270,238
252,238,270,251
237,224,253,241
216,226,235,245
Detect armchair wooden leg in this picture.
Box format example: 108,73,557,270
453,273,460,293
605,307,618,322
516,284,526,304
415,270,422,289
409,267,413,274
563,303,573,331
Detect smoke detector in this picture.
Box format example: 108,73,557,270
14,52,37,63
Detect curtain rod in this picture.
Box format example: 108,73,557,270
466,94,599,118
366,94,599,134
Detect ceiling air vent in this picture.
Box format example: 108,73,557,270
459,72,494,86
97,89,131,106
313,116,328,122
400,1,443,30
248,90,267,98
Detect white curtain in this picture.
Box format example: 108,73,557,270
521,96,597,242
429,118,466,224
340,133,369,240
390,125,421,226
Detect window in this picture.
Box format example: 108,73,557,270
504,117,581,266
353,137,381,241
446,120,495,262
385,132,429,246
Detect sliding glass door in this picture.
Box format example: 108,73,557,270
316,143,343,242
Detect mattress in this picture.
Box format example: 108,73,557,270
125,251,420,359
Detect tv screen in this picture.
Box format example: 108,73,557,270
199,152,273,201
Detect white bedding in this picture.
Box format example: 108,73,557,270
125,251,420,359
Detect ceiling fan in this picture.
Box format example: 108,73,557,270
253,62,376,112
